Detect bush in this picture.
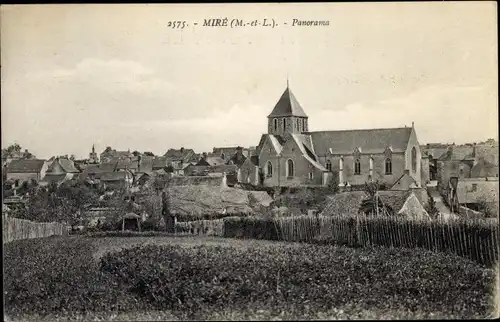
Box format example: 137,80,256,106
99,243,497,320
4,237,497,320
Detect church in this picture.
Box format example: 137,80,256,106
240,85,424,189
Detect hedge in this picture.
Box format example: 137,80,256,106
178,215,499,267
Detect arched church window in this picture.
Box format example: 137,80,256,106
287,159,295,177
411,147,417,172
354,159,361,175
266,161,273,178
274,119,278,131
385,158,392,174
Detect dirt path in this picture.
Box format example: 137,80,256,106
428,188,452,215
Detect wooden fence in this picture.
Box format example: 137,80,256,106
178,215,499,267
2,216,68,244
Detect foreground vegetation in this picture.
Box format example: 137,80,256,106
4,236,497,320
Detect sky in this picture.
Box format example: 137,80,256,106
1,3,498,159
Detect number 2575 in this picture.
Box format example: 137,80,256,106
168,21,187,29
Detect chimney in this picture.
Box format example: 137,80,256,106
202,152,207,160
472,143,476,157
180,147,185,153
404,169,410,175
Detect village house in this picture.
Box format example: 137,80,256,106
2,149,36,167
41,157,80,186
100,170,134,190
152,157,168,171
100,148,133,163
196,153,226,167
5,159,48,186
424,141,498,189
447,176,499,216
78,164,103,187
164,148,196,168
255,85,424,188
237,155,260,185
212,146,250,163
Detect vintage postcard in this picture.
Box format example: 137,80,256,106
2,2,498,321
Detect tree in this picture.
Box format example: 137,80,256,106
425,189,439,218
6,143,22,154
328,171,339,194
143,151,155,156
104,146,113,153
132,151,141,157
258,168,265,186
360,181,393,216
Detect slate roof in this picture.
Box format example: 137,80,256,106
47,158,80,173
390,172,417,190
267,135,284,154
153,157,167,169
6,159,46,173
291,134,328,171
421,147,449,160
228,152,247,167
197,156,226,166
308,127,413,155
471,160,499,178
100,150,133,158
164,148,195,161
100,171,131,181
99,161,118,172
438,146,474,161
213,147,240,157
268,87,308,118
42,174,68,184
78,164,103,180
116,159,139,170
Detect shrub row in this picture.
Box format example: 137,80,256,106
4,237,497,320
98,243,497,320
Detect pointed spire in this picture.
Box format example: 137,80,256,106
92,144,95,153
286,72,289,89
412,121,414,128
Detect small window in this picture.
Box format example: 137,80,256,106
273,119,278,131
283,118,286,131
221,153,225,160
309,172,314,180
354,159,361,175
471,184,477,192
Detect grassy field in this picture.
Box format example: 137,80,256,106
4,235,498,321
